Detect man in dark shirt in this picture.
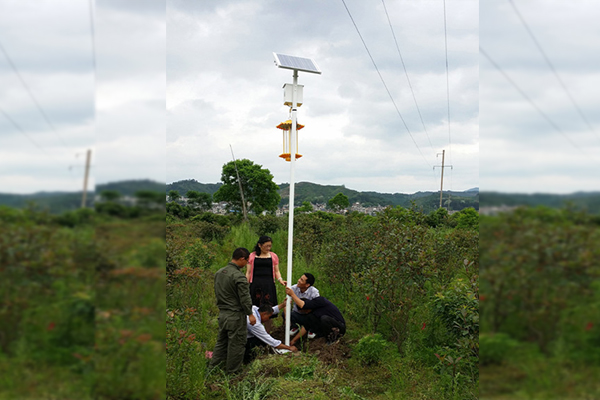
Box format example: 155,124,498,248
209,247,256,374
285,287,346,345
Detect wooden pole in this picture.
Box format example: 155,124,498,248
81,149,91,208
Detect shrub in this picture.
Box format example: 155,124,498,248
184,239,216,269
479,333,518,366
354,334,397,366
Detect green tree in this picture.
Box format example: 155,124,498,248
297,201,313,213
168,190,181,203
135,190,162,208
186,190,212,211
100,190,121,202
213,159,280,215
454,207,479,230
328,192,349,212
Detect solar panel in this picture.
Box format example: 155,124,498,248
273,53,321,74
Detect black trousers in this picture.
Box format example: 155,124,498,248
304,314,346,338
243,336,267,364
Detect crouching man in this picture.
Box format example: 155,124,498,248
244,302,298,363
284,287,346,345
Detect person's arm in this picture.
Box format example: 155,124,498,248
237,272,255,324
275,343,298,352
285,286,305,309
290,326,307,346
246,253,254,282
272,253,286,286
247,319,281,347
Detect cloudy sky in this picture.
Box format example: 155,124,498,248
480,0,600,194
0,0,165,194
167,0,479,194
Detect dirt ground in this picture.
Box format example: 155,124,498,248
269,325,352,365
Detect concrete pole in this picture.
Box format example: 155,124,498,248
81,149,91,208
439,149,445,209
285,70,299,346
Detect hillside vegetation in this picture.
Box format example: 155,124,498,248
167,205,479,399
167,179,479,213
0,205,165,399
480,206,600,398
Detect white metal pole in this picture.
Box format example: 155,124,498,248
285,70,299,346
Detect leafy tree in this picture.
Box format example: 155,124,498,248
100,190,121,202
213,159,280,215
454,207,479,230
296,201,313,213
168,190,181,203
328,192,349,212
135,190,162,208
186,190,212,211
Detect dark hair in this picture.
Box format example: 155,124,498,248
304,273,315,286
258,304,274,315
254,236,272,256
232,247,250,260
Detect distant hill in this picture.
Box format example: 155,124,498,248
277,182,478,211
167,179,479,213
0,179,165,214
98,179,165,197
480,191,600,214
166,179,222,196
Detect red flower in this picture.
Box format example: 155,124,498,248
47,322,56,331
479,295,486,301
586,322,594,331
366,295,370,301
421,322,426,331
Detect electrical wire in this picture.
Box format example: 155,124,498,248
480,47,588,155
507,0,600,142
381,0,435,154
340,0,433,169
0,41,73,152
1,108,56,160
443,0,452,167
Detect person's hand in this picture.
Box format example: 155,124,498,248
290,345,298,352
248,314,257,326
285,286,294,296
278,279,287,286
278,301,286,309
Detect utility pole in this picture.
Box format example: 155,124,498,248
433,149,453,209
229,145,248,221
81,149,91,208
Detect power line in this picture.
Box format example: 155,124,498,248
1,108,52,157
507,0,600,142
340,0,433,169
480,47,588,155
89,0,96,74
443,0,452,169
0,41,72,152
381,0,435,154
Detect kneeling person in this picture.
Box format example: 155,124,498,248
244,303,298,363
285,287,346,345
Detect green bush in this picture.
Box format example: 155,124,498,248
479,333,518,366
184,239,216,269
354,334,397,366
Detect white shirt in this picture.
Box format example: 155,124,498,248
246,305,281,348
291,284,320,312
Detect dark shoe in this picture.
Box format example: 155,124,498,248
326,327,340,344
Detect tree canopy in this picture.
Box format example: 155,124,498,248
213,159,280,215
328,192,349,211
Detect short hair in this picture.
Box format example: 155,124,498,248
232,247,250,260
304,273,315,286
258,304,274,315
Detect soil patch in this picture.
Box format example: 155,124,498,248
269,326,352,365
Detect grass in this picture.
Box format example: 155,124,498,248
167,219,479,399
